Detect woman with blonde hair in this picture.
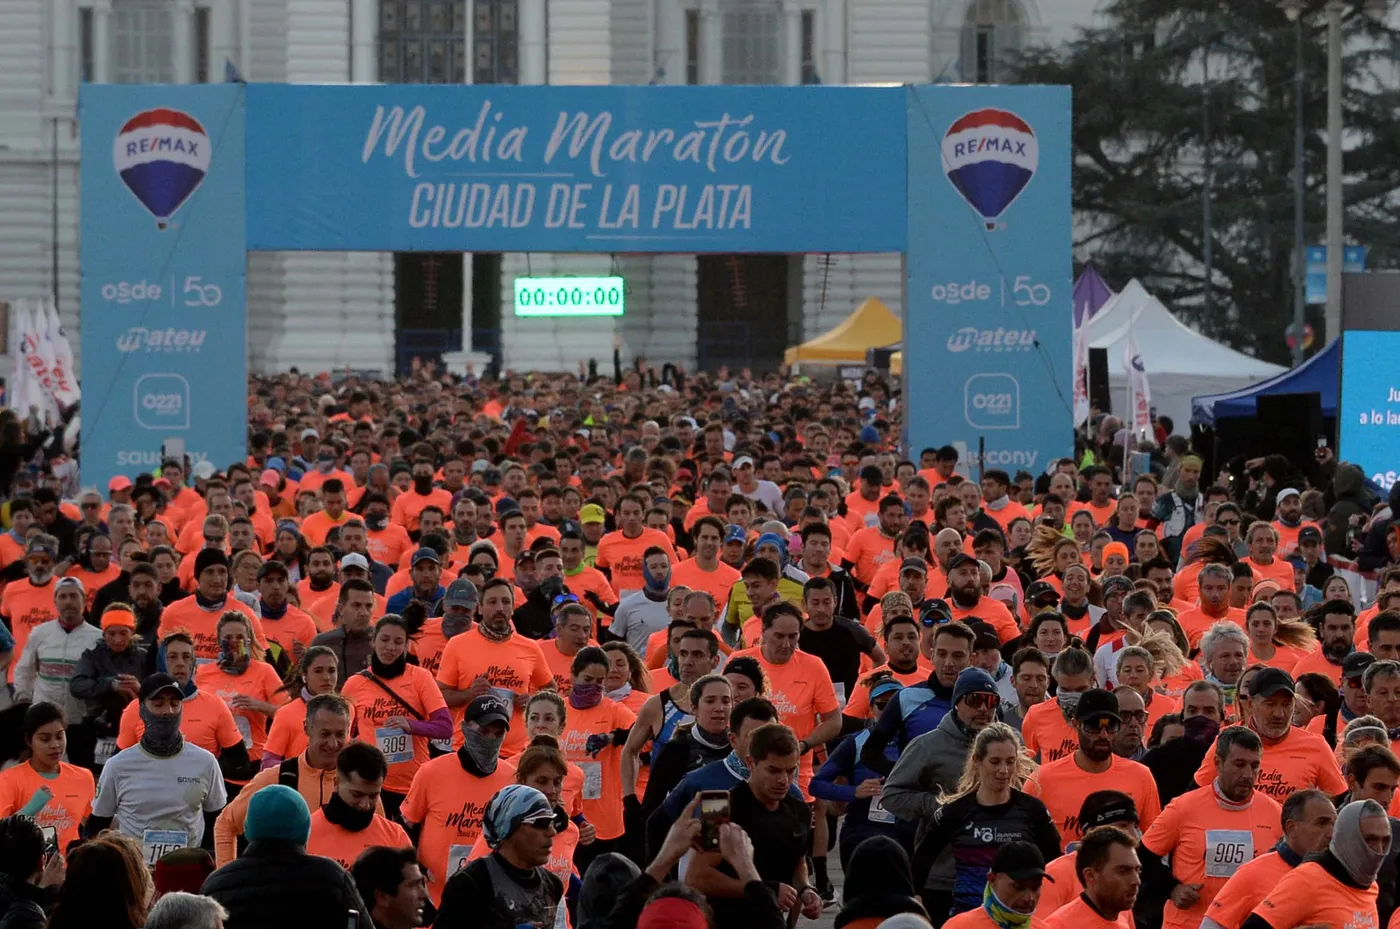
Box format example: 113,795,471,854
1244,601,1316,673
909,722,1060,919
1025,526,1081,587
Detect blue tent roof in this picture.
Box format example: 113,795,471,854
1190,338,1338,426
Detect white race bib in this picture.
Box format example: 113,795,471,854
142,829,188,866
488,686,517,709
833,682,847,710
376,727,412,764
554,898,569,929
94,737,118,765
579,761,603,800
430,737,453,753
868,794,896,824
446,844,473,877
233,714,253,749
1204,829,1253,879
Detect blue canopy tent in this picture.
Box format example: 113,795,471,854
1190,338,1339,427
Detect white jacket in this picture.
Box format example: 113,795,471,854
14,618,102,720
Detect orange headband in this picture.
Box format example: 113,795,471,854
101,608,136,630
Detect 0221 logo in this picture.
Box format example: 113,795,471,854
134,374,190,430
964,373,1020,430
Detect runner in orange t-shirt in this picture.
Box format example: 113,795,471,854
400,694,518,906
117,635,244,756
1249,828,1382,929
0,565,58,684
1200,788,1337,929
156,550,265,660
557,647,637,846
341,615,452,815
254,560,320,660
1040,827,1140,929
669,518,741,613
261,646,341,767
941,840,1055,929
595,497,678,596
304,742,412,869
1033,791,1146,921
1021,649,1094,763
0,704,95,859
841,495,906,587
1025,689,1161,849
730,604,840,797
1139,729,1282,929
435,580,555,757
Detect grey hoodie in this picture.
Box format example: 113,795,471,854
880,708,975,891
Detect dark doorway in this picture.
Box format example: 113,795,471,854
696,254,792,373
394,252,464,375
471,252,503,367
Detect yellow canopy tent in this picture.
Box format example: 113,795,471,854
784,297,902,367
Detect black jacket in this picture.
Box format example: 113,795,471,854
200,840,373,929
513,588,557,640
69,641,148,727
90,572,132,620
0,875,47,929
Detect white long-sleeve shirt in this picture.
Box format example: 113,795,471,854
14,618,102,720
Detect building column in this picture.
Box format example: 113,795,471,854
350,0,376,82
821,0,845,84
92,1,112,83
172,0,195,82
209,0,239,81
519,0,547,84
51,0,76,101
781,0,801,85
699,0,721,84
655,0,685,83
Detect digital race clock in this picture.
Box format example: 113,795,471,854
513,275,625,317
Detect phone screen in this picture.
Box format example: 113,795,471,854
698,792,730,851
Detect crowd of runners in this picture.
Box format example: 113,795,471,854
0,364,1396,929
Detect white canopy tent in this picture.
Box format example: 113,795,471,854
1084,279,1284,431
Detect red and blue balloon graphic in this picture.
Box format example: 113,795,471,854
111,108,211,229
941,109,1038,229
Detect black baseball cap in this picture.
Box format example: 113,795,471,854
900,557,928,575
947,553,978,573
1251,667,1296,698
1026,580,1060,603
860,465,883,484
256,560,289,581
139,673,184,702
1074,688,1121,724
1079,790,1139,830
919,598,952,627
466,695,511,728
1298,525,1323,545
1343,653,1376,682
991,841,1054,882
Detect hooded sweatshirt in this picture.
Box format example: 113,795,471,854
834,836,930,929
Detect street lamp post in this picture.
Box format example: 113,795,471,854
1283,0,1307,367
1325,0,1345,344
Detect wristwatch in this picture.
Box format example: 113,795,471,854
798,739,809,755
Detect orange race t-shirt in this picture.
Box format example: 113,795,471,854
1289,647,1346,686
1176,606,1247,651
1193,726,1345,800
1020,700,1080,764
1033,853,1082,921
342,665,448,795
842,665,928,720
1241,557,1294,593
729,647,839,796
194,660,289,763
949,597,1021,643
116,688,243,754
300,510,352,548
1026,753,1162,850
157,596,265,662
1251,861,1379,929
0,577,58,683
366,523,414,567
1140,785,1282,929
844,526,900,586
435,628,554,758
1202,851,1292,929
669,558,741,613
595,528,678,596
1043,894,1134,929
63,563,121,612
264,695,311,762
409,618,453,678
400,754,517,906
559,697,637,841
564,565,619,620
391,488,455,534
0,762,94,859
306,809,411,869
259,605,321,661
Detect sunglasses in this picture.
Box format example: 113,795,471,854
1080,717,1122,735
1218,518,1241,527
552,593,580,608
521,815,558,831
963,693,1000,710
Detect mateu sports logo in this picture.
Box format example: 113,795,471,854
113,108,211,229
942,109,1038,229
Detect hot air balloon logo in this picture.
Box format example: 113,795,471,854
112,108,211,230
941,109,1038,230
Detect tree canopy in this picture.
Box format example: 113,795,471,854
1013,0,1400,362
